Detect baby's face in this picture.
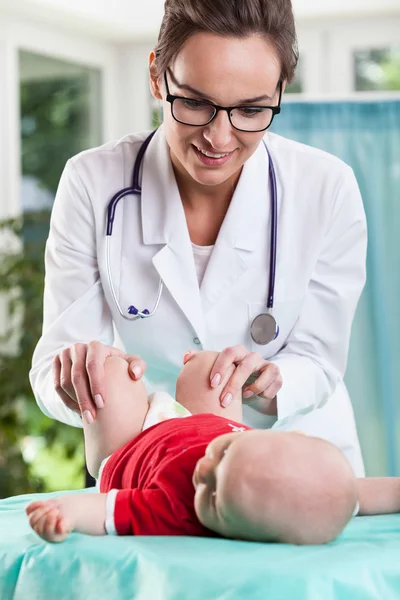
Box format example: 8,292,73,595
192,430,276,539
192,431,243,536
193,429,358,544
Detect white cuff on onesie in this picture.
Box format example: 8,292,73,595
104,489,119,535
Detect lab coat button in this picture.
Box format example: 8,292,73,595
193,337,201,345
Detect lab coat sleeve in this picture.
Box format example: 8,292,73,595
29,159,114,427
269,165,367,422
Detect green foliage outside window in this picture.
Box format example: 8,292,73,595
0,211,85,499
355,48,400,91
0,59,100,498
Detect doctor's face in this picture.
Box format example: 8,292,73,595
150,32,283,190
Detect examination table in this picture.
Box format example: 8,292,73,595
1,488,400,600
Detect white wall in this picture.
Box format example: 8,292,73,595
293,0,400,18
1,0,399,40
0,0,164,40
296,15,400,97
0,12,122,219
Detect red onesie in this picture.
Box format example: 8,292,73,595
99,413,251,536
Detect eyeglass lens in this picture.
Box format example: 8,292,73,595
172,98,274,131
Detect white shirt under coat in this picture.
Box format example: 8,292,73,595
30,126,367,476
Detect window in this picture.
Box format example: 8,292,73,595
20,51,102,212
355,48,400,92
8,51,104,494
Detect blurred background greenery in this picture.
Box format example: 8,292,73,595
0,65,100,498
0,210,85,498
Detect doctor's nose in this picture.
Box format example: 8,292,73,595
203,110,233,151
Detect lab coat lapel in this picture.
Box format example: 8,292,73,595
200,141,270,313
141,128,205,341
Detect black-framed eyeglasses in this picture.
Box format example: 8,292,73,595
164,70,282,133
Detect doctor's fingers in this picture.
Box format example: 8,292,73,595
85,341,114,409
86,342,146,403
218,352,266,407
243,363,283,400
210,345,251,390
125,354,147,381
53,355,81,415
70,343,98,420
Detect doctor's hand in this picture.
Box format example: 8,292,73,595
208,345,282,416
52,341,146,423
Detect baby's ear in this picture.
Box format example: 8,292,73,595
183,351,197,365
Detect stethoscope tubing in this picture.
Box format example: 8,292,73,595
105,130,277,324
266,140,277,311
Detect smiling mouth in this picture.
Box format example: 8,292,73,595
194,145,233,159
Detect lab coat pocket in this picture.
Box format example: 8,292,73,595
247,295,305,360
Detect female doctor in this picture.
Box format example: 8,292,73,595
30,0,367,476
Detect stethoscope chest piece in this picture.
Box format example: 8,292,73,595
250,312,279,346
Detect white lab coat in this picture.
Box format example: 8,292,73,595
30,126,367,476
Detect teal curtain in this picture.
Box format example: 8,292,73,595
271,101,400,476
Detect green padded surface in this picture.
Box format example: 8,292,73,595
1,489,400,600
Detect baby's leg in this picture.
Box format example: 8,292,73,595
176,351,243,422
26,356,149,543
83,356,149,478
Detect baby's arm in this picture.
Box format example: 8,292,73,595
357,478,400,515
26,488,188,541
26,493,107,542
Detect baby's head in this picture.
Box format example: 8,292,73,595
192,429,358,545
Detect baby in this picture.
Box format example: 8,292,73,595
26,351,400,545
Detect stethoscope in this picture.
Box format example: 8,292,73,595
106,129,279,346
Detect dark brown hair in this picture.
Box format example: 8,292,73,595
154,0,299,83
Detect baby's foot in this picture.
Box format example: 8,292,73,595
26,498,72,543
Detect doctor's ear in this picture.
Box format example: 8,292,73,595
149,51,163,101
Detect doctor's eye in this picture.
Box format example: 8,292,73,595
237,106,267,118
181,99,209,111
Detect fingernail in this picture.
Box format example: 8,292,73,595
222,393,232,407
183,352,192,362
243,390,253,399
211,373,221,388
131,365,142,379
94,394,104,409
84,410,94,425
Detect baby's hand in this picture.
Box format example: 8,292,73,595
26,499,72,543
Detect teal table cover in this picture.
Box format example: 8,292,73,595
1,489,400,600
